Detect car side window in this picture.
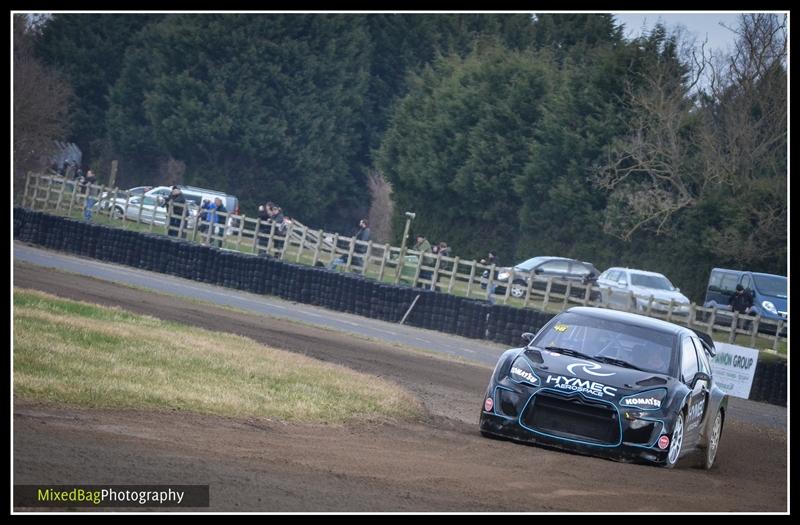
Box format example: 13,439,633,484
681,337,700,383
539,260,570,274
692,338,712,377
708,271,722,292
740,274,753,292
719,273,738,295
571,263,590,276
617,272,628,285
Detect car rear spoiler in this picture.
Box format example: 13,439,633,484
690,329,717,357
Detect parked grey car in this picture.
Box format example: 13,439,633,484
483,256,601,299
597,267,691,315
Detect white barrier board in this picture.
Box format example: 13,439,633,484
710,342,760,399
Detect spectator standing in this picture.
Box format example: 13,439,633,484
163,186,187,237
211,197,227,248
256,203,271,256
81,169,97,220
198,199,213,237
729,283,755,331
431,241,451,291
268,203,287,256
329,219,371,271
480,250,500,304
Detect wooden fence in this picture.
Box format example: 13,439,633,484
20,172,788,350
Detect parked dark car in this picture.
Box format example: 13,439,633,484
480,307,728,469
482,256,600,299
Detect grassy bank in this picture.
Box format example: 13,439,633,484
13,288,423,424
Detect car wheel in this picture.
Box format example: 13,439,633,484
510,280,527,298
664,412,685,469
113,206,125,218
700,411,723,470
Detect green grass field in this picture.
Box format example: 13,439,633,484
13,288,423,423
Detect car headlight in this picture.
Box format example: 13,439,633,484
509,357,538,386
762,301,778,315
620,389,667,411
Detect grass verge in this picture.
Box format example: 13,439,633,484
13,288,423,424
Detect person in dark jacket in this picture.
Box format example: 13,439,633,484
162,186,186,237
729,283,755,331
211,197,227,248
328,219,370,271
729,284,754,314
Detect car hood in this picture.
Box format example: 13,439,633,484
630,287,689,304
516,348,673,402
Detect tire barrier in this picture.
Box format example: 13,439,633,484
13,207,787,406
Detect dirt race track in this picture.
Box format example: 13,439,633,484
14,263,788,512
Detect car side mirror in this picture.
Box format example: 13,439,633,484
521,332,535,344
691,371,711,387
130,197,141,204
533,269,543,275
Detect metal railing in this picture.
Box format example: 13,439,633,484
20,172,788,350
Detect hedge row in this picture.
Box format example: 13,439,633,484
13,207,786,406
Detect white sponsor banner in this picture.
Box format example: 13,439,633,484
710,342,760,399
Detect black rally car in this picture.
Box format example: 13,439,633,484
479,307,728,469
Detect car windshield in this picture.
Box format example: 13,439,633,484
630,273,674,291
532,312,676,375
515,257,554,271
753,274,787,298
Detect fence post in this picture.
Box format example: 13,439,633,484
581,283,591,306
772,320,784,352
502,268,513,304
394,247,405,285
378,244,390,282
646,295,654,316
750,314,761,348
235,215,245,250
447,256,460,294
627,291,635,313
524,272,535,308
666,299,675,322
163,203,171,235
44,176,55,211
431,252,442,290
295,225,308,263
22,172,32,208
361,240,373,276
542,277,553,311
708,308,717,337
562,280,572,309
465,261,476,298
251,219,261,254
55,176,67,212
67,176,78,216
688,304,696,329
411,252,423,288
312,229,323,266
344,236,356,272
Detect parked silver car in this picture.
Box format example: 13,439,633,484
597,267,691,315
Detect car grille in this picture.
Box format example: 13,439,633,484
521,392,620,445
